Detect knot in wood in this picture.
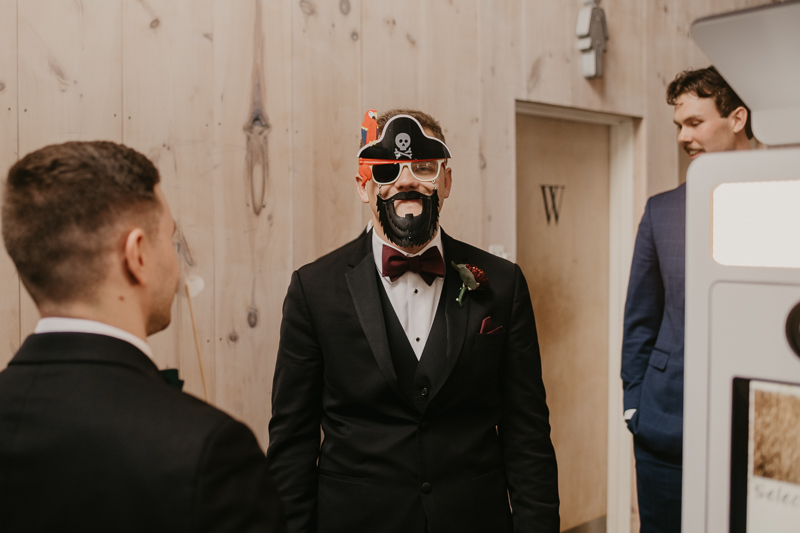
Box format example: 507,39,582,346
247,307,259,328
245,110,271,137
299,0,316,17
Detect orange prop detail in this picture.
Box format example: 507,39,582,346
359,109,379,185
361,109,378,145
358,163,372,186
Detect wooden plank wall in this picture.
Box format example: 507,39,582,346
0,0,776,449
212,0,294,440
0,0,19,366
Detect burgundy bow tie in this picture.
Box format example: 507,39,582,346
382,245,445,286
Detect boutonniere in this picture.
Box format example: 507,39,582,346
451,262,489,308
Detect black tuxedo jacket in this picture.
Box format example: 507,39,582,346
0,332,285,533
267,231,559,533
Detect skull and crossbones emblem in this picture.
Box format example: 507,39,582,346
394,133,412,159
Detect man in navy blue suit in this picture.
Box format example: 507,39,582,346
621,66,751,533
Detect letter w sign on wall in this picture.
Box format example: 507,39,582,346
540,185,565,225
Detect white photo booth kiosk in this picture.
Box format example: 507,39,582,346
684,2,800,532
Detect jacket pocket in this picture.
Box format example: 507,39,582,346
471,464,504,480
473,332,506,348
318,468,367,485
648,347,670,371
626,409,639,435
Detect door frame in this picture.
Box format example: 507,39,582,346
515,100,638,533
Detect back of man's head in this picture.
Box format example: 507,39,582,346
2,141,161,306
667,66,753,139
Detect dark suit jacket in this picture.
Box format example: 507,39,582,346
0,332,285,533
621,183,685,455
267,230,559,533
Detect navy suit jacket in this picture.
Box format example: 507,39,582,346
621,183,685,455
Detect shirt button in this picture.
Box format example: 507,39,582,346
414,289,418,294
415,337,420,342
421,387,428,396
420,421,430,431
421,482,432,494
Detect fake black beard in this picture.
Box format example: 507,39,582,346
376,189,440,249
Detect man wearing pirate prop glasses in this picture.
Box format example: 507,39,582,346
356,113,452,251
268,109,559,532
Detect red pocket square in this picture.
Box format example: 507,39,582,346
480,316,504,335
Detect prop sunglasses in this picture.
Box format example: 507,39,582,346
358,158,446,186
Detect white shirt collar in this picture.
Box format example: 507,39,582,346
371,228,444,279
34,317,154,359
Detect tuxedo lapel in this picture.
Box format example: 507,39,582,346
429,232,470,401
345,233,404,400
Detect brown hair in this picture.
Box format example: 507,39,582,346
378,109,446,143
2,141,161,305
667,66,753,139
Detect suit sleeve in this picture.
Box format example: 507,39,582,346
194,419,286,533
621,199,665,414
266,270,324,533
501,264,560,533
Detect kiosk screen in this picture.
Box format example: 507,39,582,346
731,378,800,532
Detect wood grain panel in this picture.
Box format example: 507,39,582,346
291,0,363,267
0,0,20,365
517,114,610,531
479,0,522,261
361,0,423,110
520,0,575,106
213,0,293,443
122,0,215,402
17,0,123,336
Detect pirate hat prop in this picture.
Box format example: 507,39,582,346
357,115,452,162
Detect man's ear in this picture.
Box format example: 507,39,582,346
730,106,748,135
356,174,371,204
123,228,147,286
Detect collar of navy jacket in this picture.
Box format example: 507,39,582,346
345,229,470,409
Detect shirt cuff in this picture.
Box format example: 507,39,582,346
623,408,637,421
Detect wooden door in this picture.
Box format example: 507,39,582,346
516,114,610,532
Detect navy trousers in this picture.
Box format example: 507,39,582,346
634,438,682,533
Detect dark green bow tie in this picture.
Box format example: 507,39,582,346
159,369,184,391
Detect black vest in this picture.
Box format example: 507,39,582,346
377,271,448,412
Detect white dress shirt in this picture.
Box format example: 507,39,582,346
34,317,154,359
372,230,445,360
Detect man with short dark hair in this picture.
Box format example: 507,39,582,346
621,66,751,532
267,109,559,532
0,141,285,533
